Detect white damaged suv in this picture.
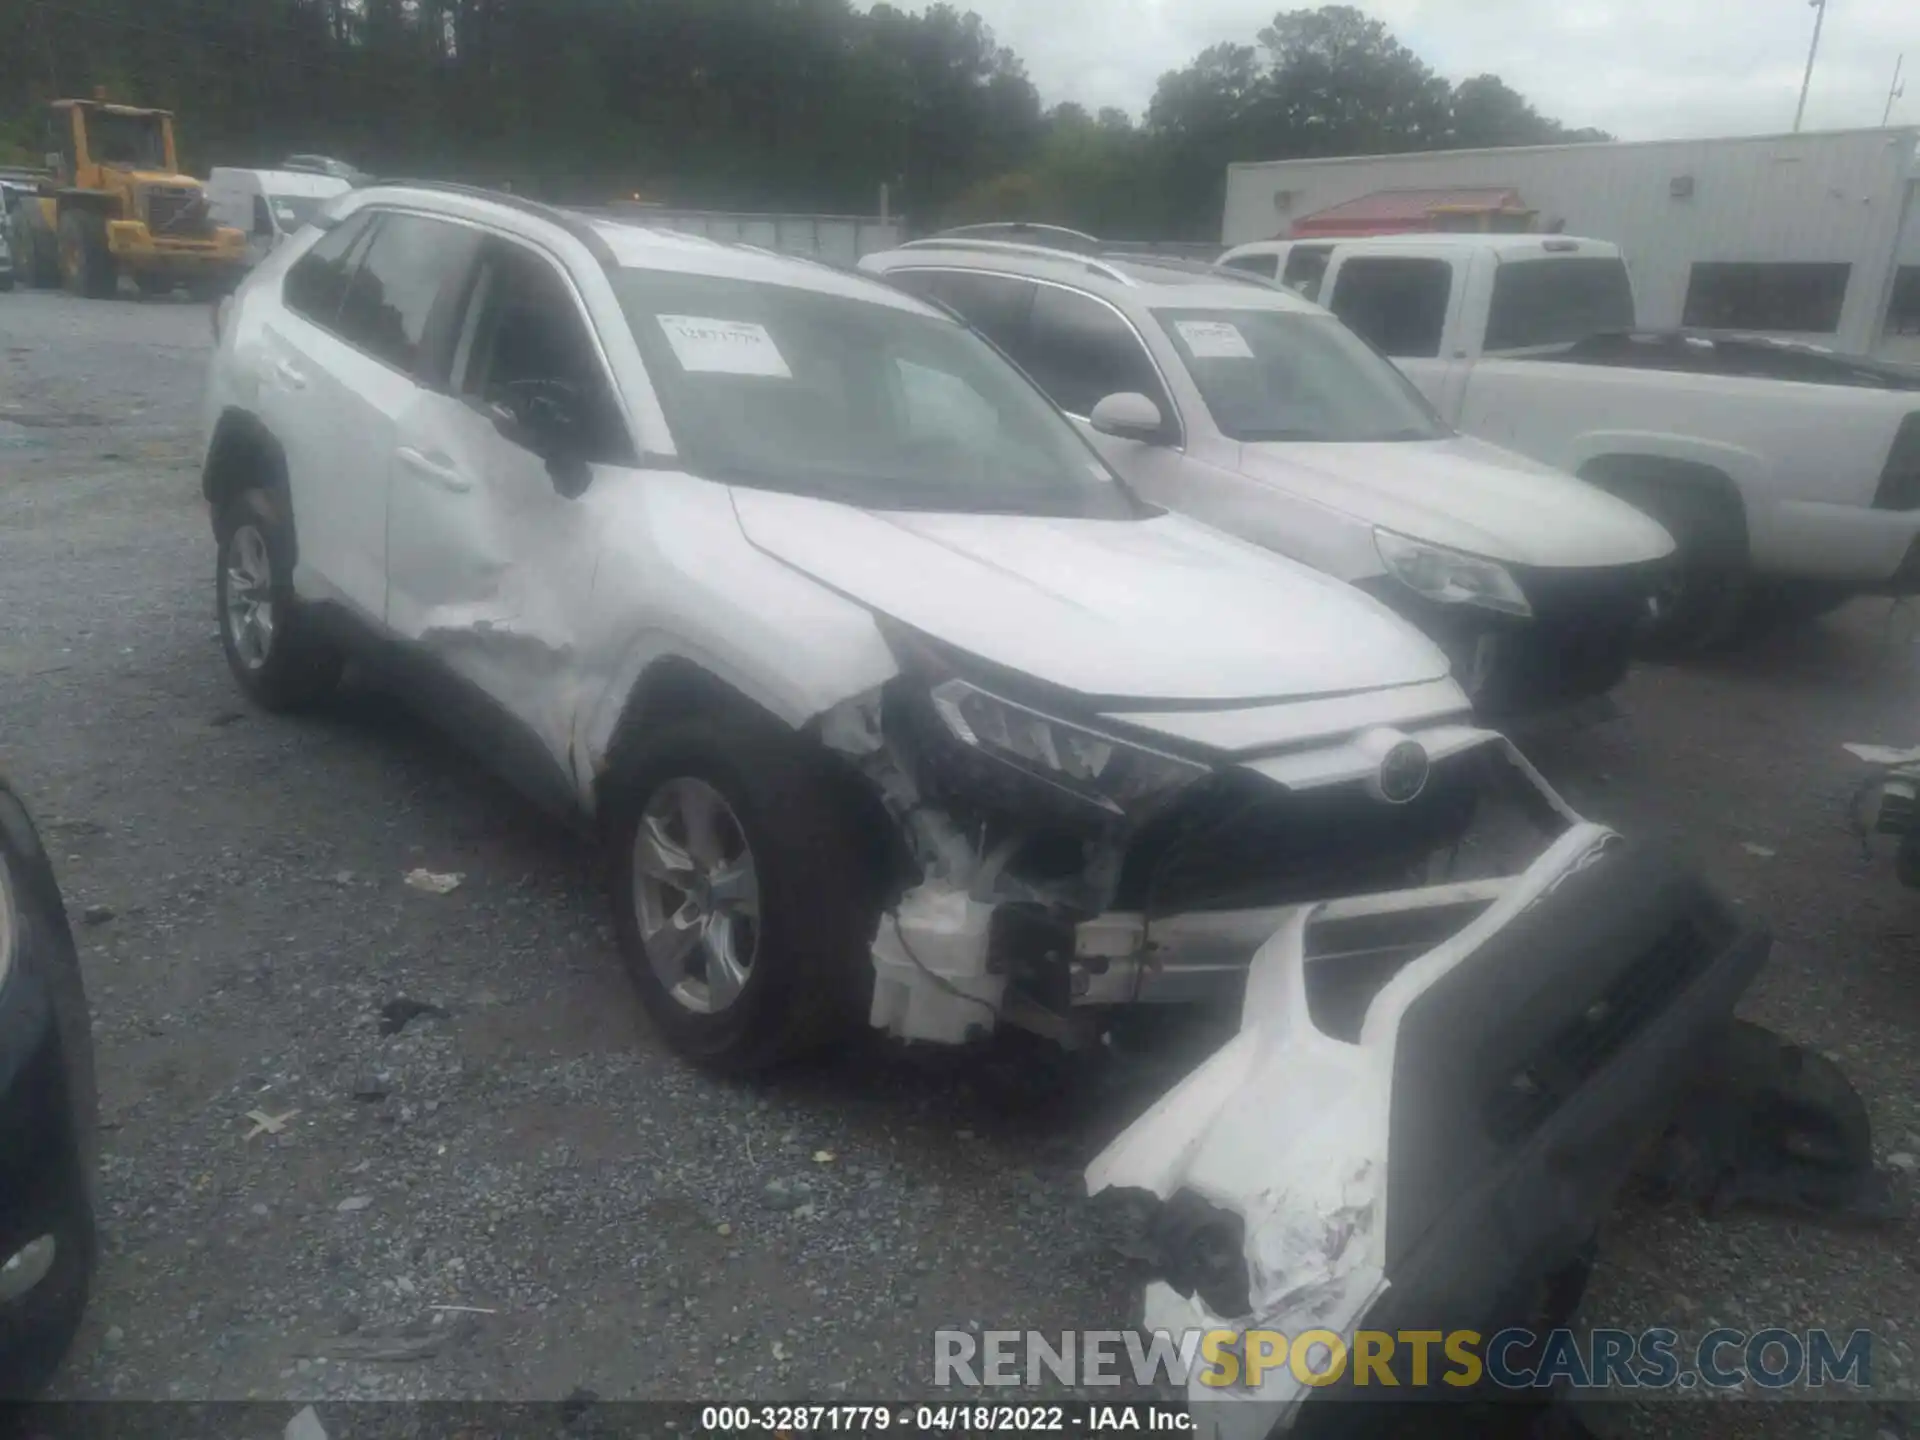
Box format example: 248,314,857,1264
203,184,1765,1428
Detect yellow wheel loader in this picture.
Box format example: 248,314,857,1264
6,96,246,301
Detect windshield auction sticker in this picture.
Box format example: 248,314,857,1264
656,316,793,377
1174,319,1255,359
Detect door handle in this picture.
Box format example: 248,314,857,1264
396,446,473,493
270,358,307,390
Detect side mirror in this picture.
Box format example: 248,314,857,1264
1089,391,1168,445
487,389,593,499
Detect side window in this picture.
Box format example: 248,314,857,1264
889,269,1034,356
1327,257,1453,359
336,213,478,373
282,209,377,329
1222,253,1281,279
1023,285,1175,430
1889,267,1920,338
1281,246,1332,302
46,111,76,184
453,241,631,465
1682,262,1850,334
250,194,273,238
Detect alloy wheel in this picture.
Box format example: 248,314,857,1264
223,524,276,670
632,777,762,1015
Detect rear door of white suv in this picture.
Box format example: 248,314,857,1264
266,205,481,620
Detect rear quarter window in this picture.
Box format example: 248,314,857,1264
1326,257,1453,359
282,209,376,329
335,212,481,373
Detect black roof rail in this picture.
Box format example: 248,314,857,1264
353,179,618,268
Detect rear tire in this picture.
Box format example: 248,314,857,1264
1740,580,1852,636
606,716,880,1073
214,487,344,711
57,211,116,300
133,273,174,297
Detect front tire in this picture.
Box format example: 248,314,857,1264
214,488,344,711
607,717,880,1073
57,211,116,300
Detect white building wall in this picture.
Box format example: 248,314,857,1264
1223,128,1919,355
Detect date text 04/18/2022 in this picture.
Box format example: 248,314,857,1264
697,1405,1193,1433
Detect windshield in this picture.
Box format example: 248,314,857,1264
1485,257,1636,351
1153,307,1448,443
88,111,168,169
267,195,325,232
614,269,1143,518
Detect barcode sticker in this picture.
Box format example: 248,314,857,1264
657,316,793,377
1174,320,1255,359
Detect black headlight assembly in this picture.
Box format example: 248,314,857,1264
874,620,1212,833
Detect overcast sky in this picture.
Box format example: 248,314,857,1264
896,0,1920,141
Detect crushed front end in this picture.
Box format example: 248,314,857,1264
820,621,1577,1052
819,627,1766,1436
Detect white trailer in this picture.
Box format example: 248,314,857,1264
1223,127,1920,361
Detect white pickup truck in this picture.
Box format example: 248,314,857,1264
1285,233,1920,649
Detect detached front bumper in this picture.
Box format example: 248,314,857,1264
1084,823,1767,1440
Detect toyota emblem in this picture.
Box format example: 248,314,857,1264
1377,740,1430,804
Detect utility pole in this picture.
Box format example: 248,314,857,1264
1794,0,1828,133
1886,55,1906,126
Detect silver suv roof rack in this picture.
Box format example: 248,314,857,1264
895,237,1135,286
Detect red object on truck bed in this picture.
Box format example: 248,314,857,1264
1290,186,1535,238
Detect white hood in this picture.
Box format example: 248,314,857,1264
729,488,1452,704
1235,434,1675,569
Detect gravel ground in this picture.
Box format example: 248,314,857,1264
1,288,1917,1434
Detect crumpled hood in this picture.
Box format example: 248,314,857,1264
1235,434,1675,568
729,488,1452,703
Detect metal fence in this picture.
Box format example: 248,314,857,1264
589,205,904,263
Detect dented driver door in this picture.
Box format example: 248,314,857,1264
384,237,623,801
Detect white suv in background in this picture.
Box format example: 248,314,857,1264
199,184,1765,1433
861,239,1675,722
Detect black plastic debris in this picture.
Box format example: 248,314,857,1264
378,997,449,1036
1637,1019,1907,1221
